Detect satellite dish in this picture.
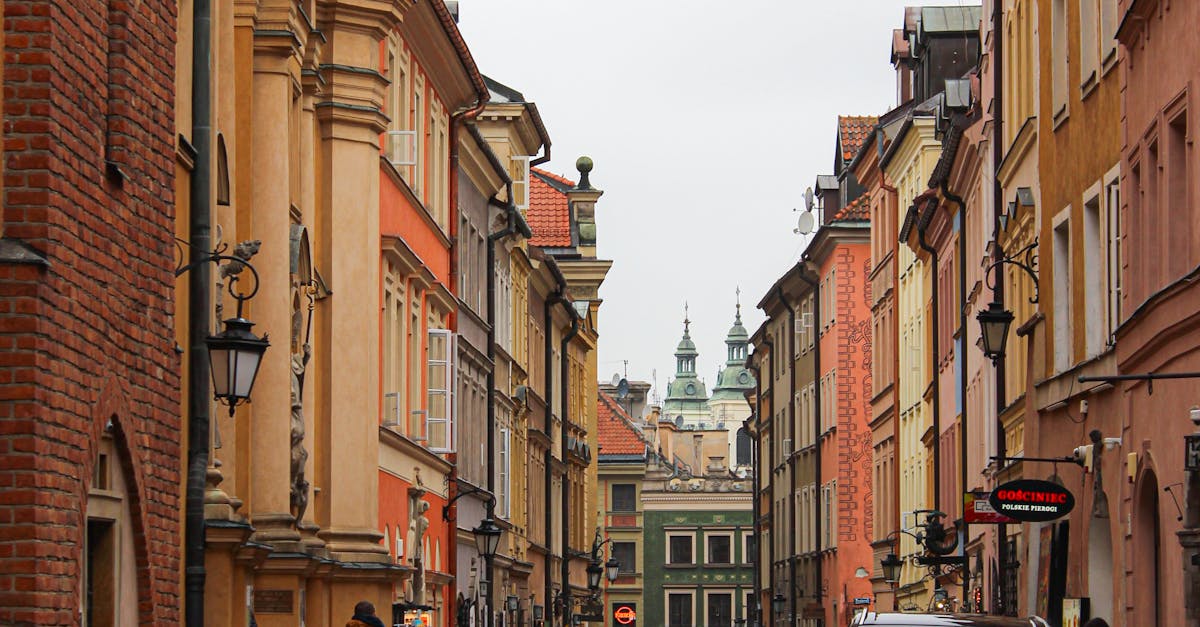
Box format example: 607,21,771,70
616,378,630,399
610,373,621,387
795,210,816,235
674,416,685,428
804,186,815,211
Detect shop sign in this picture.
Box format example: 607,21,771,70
853,597,872,605
612,602,637,626
964,491,1017,524
988,479,1075,522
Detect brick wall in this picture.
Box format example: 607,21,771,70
0,0,179,623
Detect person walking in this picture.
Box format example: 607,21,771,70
346,600,386,627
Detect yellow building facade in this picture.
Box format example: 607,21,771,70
882,113,942,611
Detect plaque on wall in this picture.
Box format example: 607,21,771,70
254,589,295,614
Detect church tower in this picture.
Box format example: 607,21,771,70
663,305,710,427
709,292,756,469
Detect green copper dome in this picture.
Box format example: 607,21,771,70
712,297,755,397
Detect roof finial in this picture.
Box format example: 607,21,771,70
735,287,742,322
684,302,691,336
575,156,593,190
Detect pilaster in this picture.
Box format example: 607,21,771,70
247,39,301,544
310,1,390,563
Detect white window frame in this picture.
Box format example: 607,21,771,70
665,590,695,627
705,530,734,565
511,155,531,212
425,328,455,453
1082,181,1105,357
498,426,511,518
703,589,735,627
1052,209,1072,373
1102,165,1122,333
666,531,696,565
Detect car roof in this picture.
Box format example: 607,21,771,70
852,613,1048,627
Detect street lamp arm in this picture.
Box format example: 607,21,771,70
442,483,497,522
984,238,1039,304
174,238,262,319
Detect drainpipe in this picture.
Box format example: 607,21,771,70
804,266,822,615
184,0,213,622
542,287,559,622
991,0,1009,614
879,174,903,598
757,336,777,624
940,178,970,609
558,295,581,624
774,285,800,624
916,203,942,518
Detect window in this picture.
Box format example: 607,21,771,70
1083,189,1104,356
511,156,531,211
612,541,636,574
735,428,752,466
743,533,755,565
1079,0,1100,91
498,426,511,518
667,593,693,627
1104,174,1122,331
1051,0,1068,121
1099,0,1117,67
426,328,455,452
382,263,407,426
612,484,636,512
707,534,732,564
668,533,694,565
706,592,733,627
1052,213,1072,372
1167,111,1190,278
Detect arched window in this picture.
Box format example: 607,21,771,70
735,428,752,466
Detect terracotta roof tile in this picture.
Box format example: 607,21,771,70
833,194,870,221
838,115,879,162
528,169,573,247
597,391,646,457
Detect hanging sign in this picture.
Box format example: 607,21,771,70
988,478,1075,522
612,602,637,626
964,491,1017,524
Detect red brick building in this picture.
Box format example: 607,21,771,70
0,0,181,623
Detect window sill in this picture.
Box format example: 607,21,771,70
1052,104,1069,131
1101,48,1117,78
1080,71,1099,102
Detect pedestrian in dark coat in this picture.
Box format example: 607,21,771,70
346,600,386,627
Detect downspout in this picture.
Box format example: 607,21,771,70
757,336,777,622
542,290,558,621
916,203,942,515
940,179,970,610
558,296,581,621
184,0,213,622
879,174,903,574
991,0,1008,614
774,285,799,622
795,267,820,615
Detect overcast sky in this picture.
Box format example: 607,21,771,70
459,0,919,402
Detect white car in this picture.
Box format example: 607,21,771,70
851,612,1051,627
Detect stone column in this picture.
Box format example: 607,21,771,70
247,32,301,544
313,0,397,562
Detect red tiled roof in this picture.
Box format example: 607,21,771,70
528,168,573,247
839,115,878,162
597,391,645,457
833,194,870,221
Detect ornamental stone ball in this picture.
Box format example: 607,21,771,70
576,155,594,189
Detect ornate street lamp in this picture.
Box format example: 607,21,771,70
586,558,604,591
473,516,503,560
605,556,620,583
881,553,903,584
772,593,786,615
206,316,268,414
977,302,1014,364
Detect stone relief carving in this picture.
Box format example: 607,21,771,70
289,295,311,527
